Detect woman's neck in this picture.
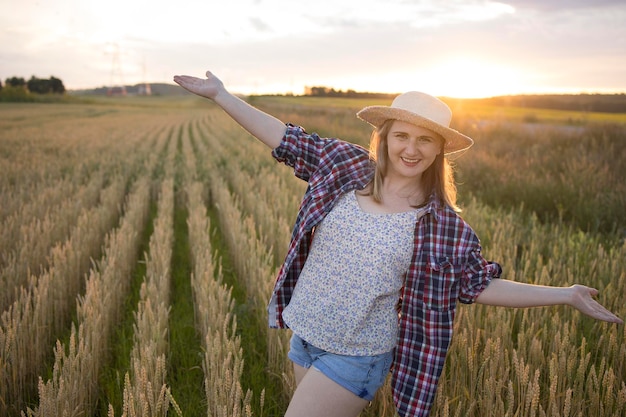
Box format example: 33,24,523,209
376,177,426,210
383,176,425,201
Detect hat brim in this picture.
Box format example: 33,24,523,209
357,106,473,155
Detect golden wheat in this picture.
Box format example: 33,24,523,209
115,178,179,417
0,177,127,414
1,99,623,417
0,171,106,312
24,175,152,416
186,171,253,416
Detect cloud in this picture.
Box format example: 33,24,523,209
502,0,624,11
1,0,624,95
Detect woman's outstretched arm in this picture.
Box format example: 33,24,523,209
173,70,286,149
476,279,623,324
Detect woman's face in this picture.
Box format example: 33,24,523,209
385,120,443,181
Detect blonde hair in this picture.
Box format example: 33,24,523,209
365,119,460,211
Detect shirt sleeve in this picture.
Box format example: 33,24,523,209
458,247,502,304
271,124,328,182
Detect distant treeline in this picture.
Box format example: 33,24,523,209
2,76,66,94
3,77,624,113
304,86,396,99
0,75,67,102
73,83,189,96
469,94,626,114
304,86,626,114
67,81,626,114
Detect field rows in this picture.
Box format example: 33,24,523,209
0,100,624,416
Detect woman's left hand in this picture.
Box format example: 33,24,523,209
568,284,623,324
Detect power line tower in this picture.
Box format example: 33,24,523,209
107,43,127,96
138,56,151,96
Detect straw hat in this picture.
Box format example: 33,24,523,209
357,91,473,155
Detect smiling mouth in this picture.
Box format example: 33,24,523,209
401,157,419,163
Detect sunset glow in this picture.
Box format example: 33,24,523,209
1,0,624,97
423,57,526,99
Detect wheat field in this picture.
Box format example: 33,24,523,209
0,96,624,417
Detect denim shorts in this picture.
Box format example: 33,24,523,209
288,333,393,401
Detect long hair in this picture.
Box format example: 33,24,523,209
365,119,460,211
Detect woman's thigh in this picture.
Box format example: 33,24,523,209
293,363,308,386
285,367,369,417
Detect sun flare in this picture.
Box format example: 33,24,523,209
423,57,525,98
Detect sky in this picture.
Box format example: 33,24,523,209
1,0,625,98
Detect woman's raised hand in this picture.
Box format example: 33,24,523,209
173,70,224,100
173,69,286,148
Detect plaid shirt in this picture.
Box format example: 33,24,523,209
269,124,502,416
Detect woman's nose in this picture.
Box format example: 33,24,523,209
405,139,419,154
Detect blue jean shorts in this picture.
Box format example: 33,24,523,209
288,333,393,401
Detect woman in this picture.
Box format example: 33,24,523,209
173,71,622,417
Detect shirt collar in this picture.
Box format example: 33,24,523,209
422,194,443,222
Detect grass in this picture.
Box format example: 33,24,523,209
446,99,626,125
454,121,626,238
165,133,207,415
167,198,207,415
204,200,287,417
97,200,157,415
